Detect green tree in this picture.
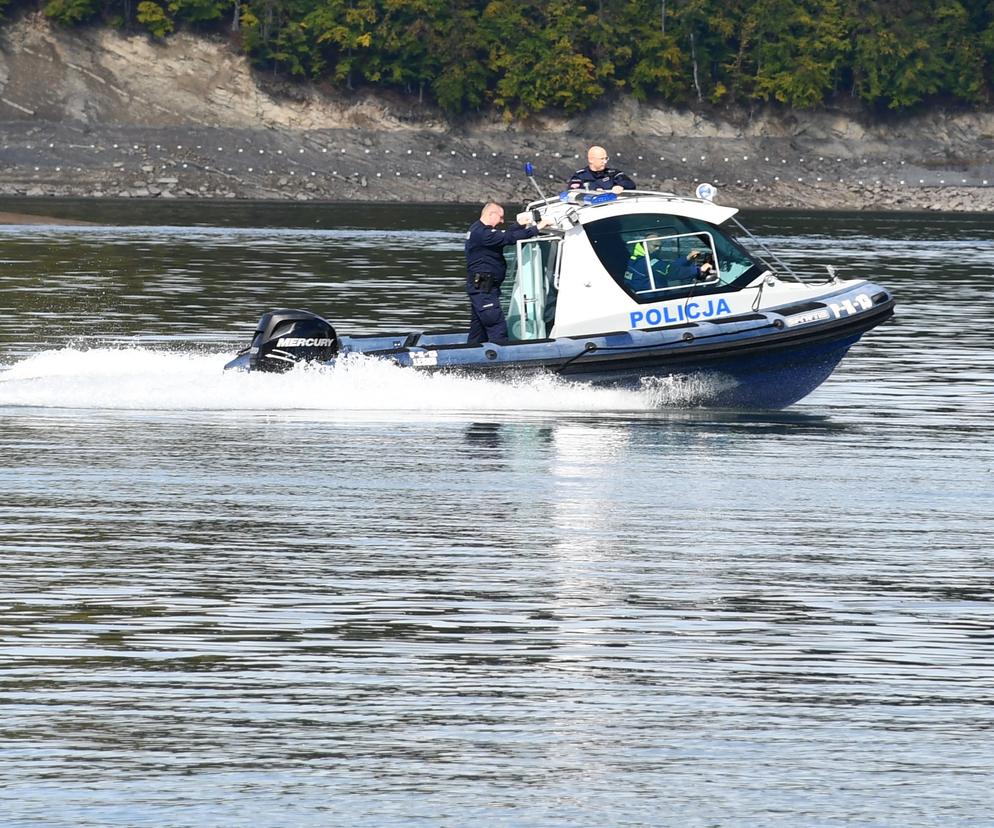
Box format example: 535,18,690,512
617,0,696,103
358,0,448,101
746,0,847,106
303,0,377,87
167,0,226,25
981,1,994,88
137,0,174,34
484,0,603,117
43,0,102,25
667,0,738,103
847,0,984,107
432,5,492,113
239,0,327,77
574,0,630,91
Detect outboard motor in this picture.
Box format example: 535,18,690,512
237,309,339,372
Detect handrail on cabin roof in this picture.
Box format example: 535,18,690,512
526,189,720,213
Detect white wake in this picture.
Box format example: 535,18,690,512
0,346,709,412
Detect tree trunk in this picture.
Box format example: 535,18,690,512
690,32,702,103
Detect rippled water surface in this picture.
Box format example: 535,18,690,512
1,199,992,827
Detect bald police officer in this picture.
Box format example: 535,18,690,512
567,146,636,194
464,202,546,345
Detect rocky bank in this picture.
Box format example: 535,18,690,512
3,13,994,211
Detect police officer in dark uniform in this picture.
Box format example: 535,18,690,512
567,145,636,193
464,202,545,345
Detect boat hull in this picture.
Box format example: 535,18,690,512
225,286,894,410
563,330,862,408
550,303,889,408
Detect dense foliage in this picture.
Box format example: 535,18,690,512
17,0,994,116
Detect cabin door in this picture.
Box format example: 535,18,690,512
507,237,561,341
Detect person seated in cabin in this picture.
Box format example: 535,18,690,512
624,238,659,292
626,240,713,293
567,146,636,194
663,249,714,284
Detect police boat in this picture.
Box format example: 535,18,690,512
224,184,894,409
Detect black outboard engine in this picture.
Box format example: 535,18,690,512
238,309,339,372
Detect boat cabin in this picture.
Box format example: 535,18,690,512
506,190,770,339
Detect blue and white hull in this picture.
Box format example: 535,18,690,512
225,283,893,409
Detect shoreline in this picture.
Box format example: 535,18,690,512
2,122,994,213
0,209,95,225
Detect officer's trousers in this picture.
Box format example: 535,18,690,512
467,288,508,345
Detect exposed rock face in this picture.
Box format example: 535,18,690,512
2,13,994,210
0,13,432,130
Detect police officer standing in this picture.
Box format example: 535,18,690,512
464,202,547,345
567,146,636,193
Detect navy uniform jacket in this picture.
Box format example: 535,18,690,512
464,220,539,289
567,166,636,191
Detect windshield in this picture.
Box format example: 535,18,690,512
584,213,763,303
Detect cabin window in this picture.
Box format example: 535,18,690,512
584,214,762,303
624,231,719,296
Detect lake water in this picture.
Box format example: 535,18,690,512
1,198,992,827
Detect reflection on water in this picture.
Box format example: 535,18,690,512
2,202,993,827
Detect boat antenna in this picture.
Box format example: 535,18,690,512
524,162,549,202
